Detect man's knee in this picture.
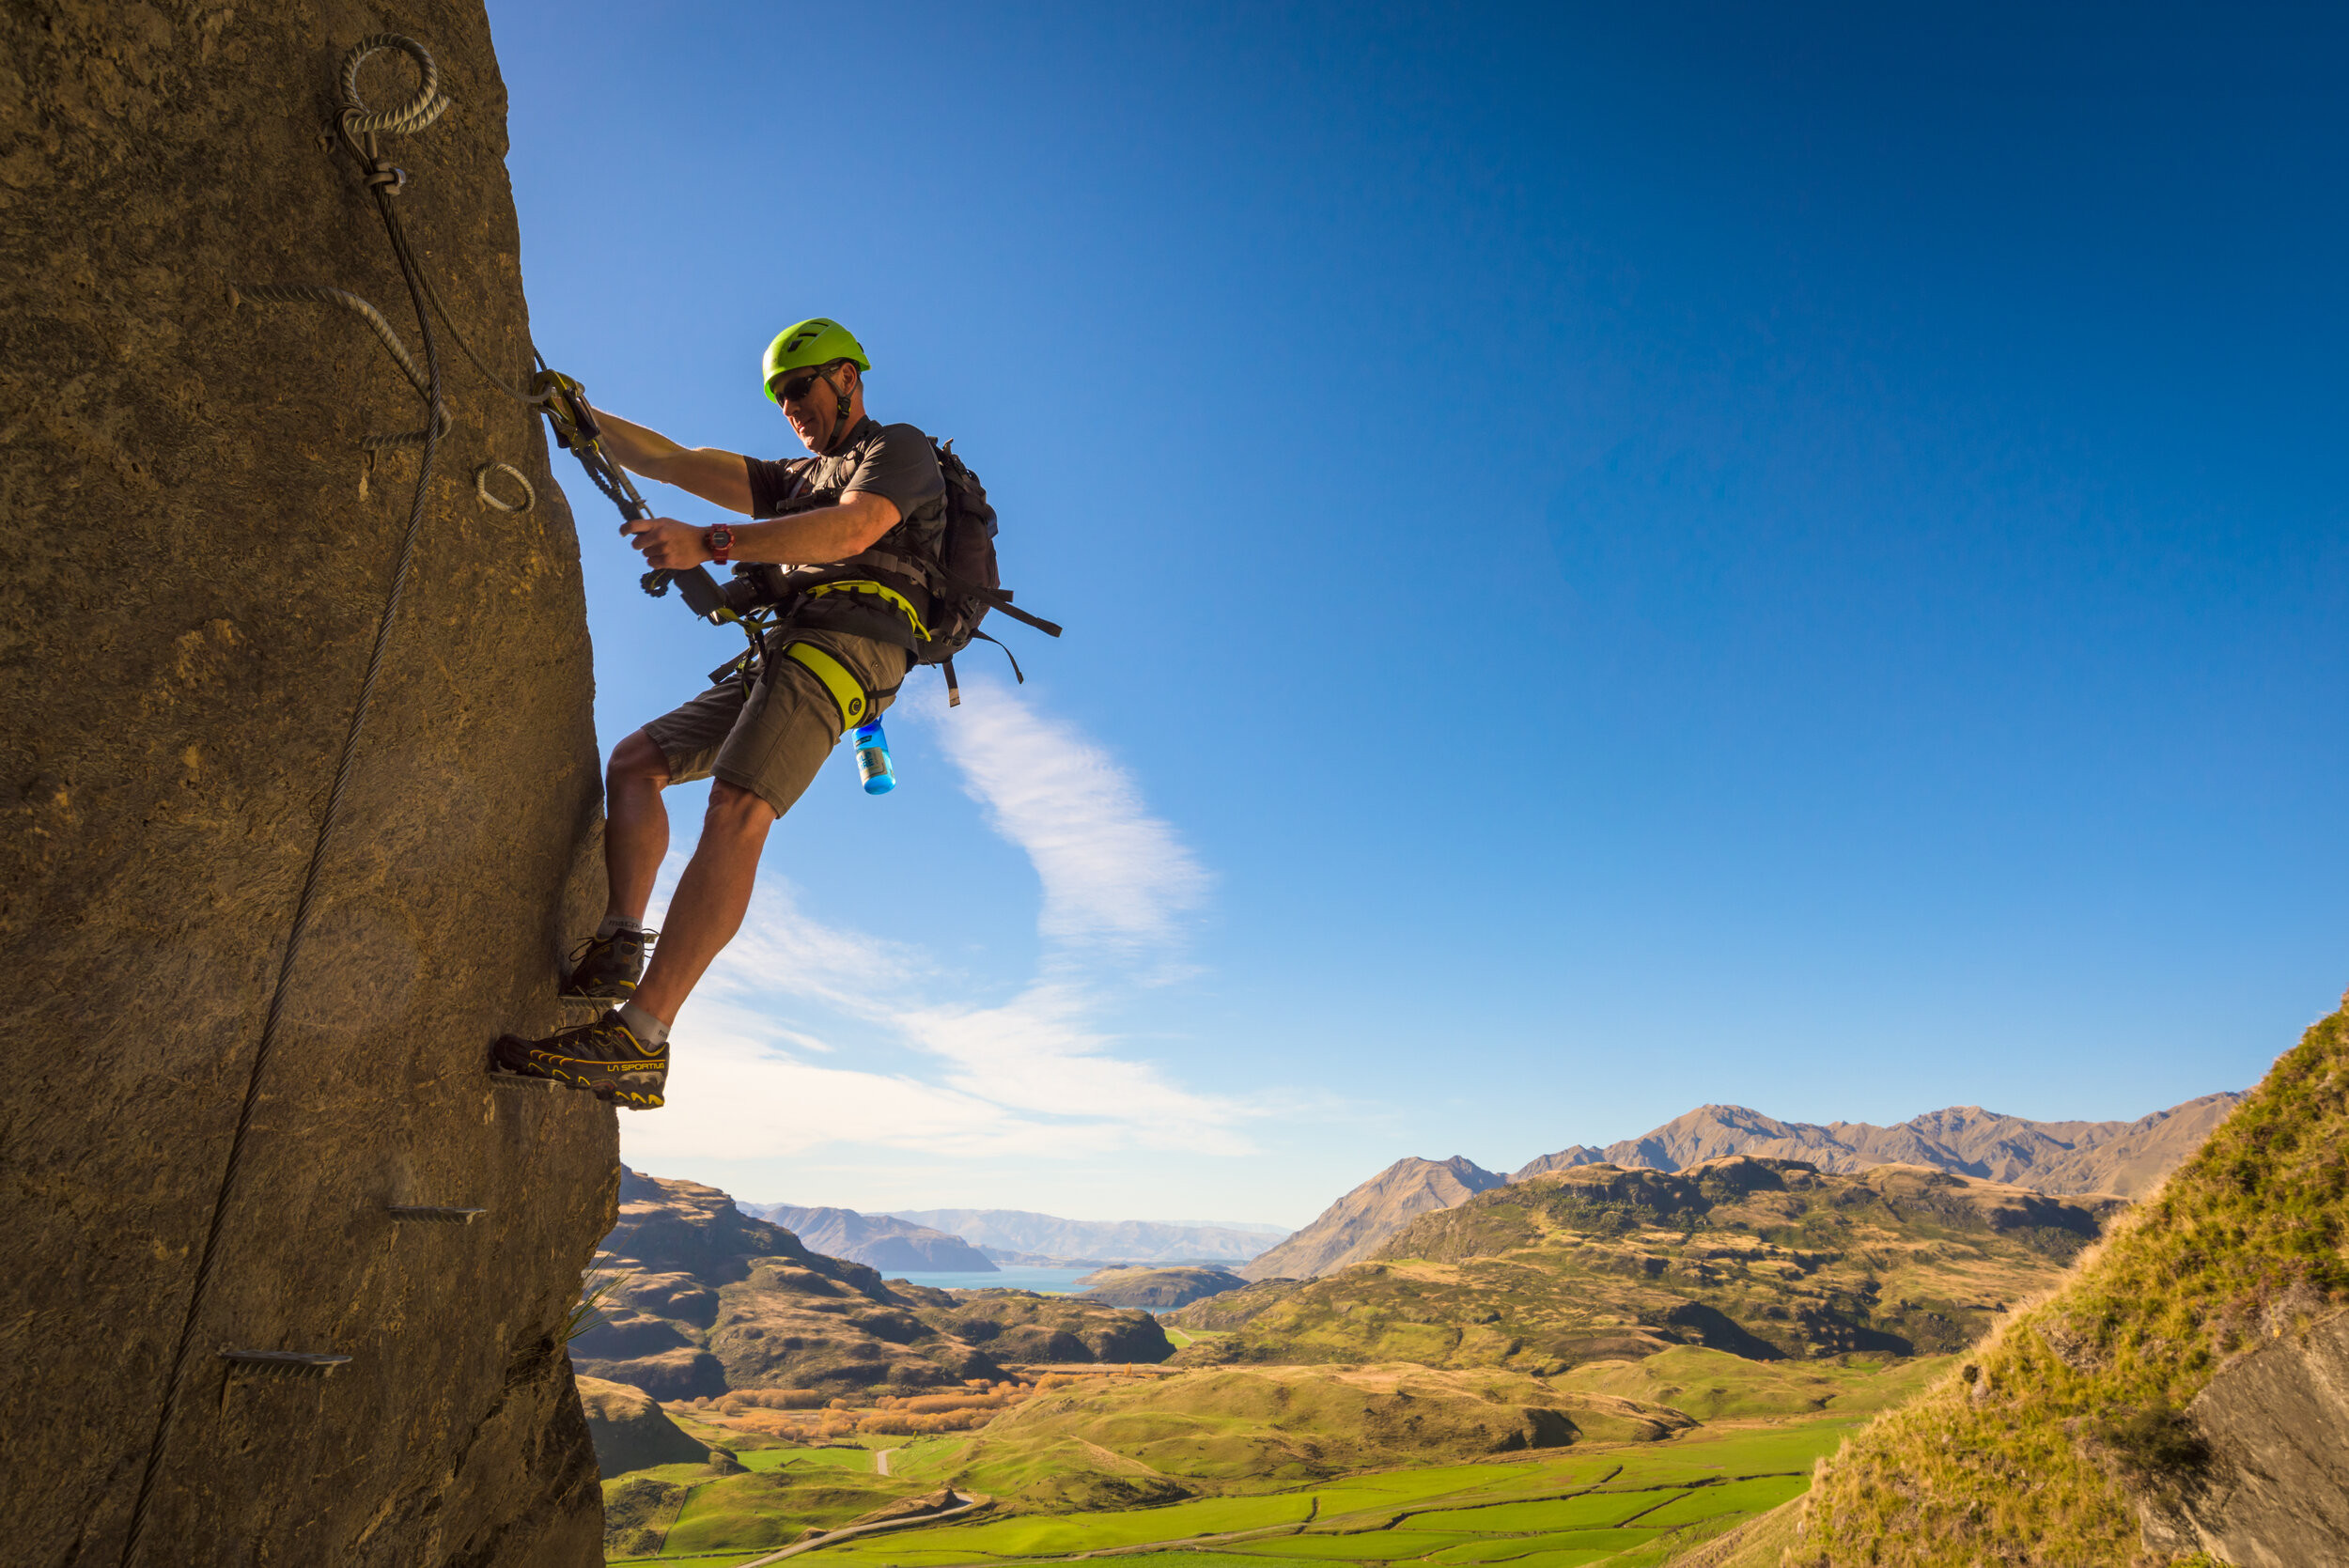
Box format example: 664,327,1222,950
610,730,672,788
706,780,780,835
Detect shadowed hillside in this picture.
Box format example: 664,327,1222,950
1179,1158,2121,1374
577,1171,1171,1395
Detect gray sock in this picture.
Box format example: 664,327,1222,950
616,1000,670,1048
597,914,648,942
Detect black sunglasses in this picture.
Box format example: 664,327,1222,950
773,367,832,404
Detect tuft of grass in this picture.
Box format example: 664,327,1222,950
1790,1002,2349,1564
568,1268,631,1343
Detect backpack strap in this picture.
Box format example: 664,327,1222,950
938,633,1025,709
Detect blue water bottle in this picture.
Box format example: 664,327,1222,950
852,720,895,795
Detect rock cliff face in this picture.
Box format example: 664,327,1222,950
2139,1309,2349,1564
2,7,612,1564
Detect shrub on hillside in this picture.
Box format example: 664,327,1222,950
857,1408,995,1436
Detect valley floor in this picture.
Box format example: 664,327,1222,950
605,1413,1859,1568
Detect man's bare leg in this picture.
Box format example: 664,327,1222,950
630,780,776,1023
604,730,674,924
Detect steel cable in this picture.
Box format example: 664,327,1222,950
117,37,454,1568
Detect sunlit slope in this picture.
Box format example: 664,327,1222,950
1551,1345,1955,1422
1178,1159,2119,1373
891,1365,1693,1511
811,1420,1862,1568
1752,1006,2340,1565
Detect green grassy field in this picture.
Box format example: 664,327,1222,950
607,1352,1882,1565
792,1416,1859,1567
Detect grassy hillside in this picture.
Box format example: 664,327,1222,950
600,1409,1873,1566
1551,1346,1955,1421
1177,1159,2117,1374
1751,1004,2341,1565
815,1418,1865,1568
1170,1279,1308,1330
891,1365,1693,1511
1075,1266,1252,1310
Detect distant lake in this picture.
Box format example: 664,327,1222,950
888,1265,1094,1294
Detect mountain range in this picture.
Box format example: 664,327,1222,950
743,1203,997,1274
886,1207,1289,1265
1514,1095,2244,1195
1249,1093,2242,1281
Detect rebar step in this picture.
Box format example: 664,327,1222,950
488,1069,560,1091
221,1350,350,1377
387,1205,486,1223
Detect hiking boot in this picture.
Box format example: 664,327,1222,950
561,926,657,1001
491,1011,667,1110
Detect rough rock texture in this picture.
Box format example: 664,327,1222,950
577,1375,713,1478
748,1203,999,1273
2139,1309,2349,1564
1516,1094,2244,1197
1,7,612,1564
1071,1265,1249,1310
1241,1156,1506,1280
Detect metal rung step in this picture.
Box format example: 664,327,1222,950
222,1350,350,1377
387,1205,487,1223
557,994,614,1011
489,1069,560,1091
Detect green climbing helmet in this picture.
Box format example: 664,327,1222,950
762,318,870,403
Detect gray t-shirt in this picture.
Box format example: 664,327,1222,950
743,416,946,565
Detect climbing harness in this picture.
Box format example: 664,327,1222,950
117,35,537,1568
782,640,880,730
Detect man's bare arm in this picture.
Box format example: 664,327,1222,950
623,491,903,571
589,408,755,514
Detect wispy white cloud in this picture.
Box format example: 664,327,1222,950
926,678,1211,950
622,681,1252,1172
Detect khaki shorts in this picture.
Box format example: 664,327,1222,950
641,628,910,816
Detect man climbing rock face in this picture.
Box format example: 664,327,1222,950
493,318,946,1109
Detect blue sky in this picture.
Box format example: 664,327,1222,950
489,2,2349,1228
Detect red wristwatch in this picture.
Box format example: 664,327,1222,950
705,523,734,565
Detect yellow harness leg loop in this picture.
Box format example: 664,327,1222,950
782,640,872,732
